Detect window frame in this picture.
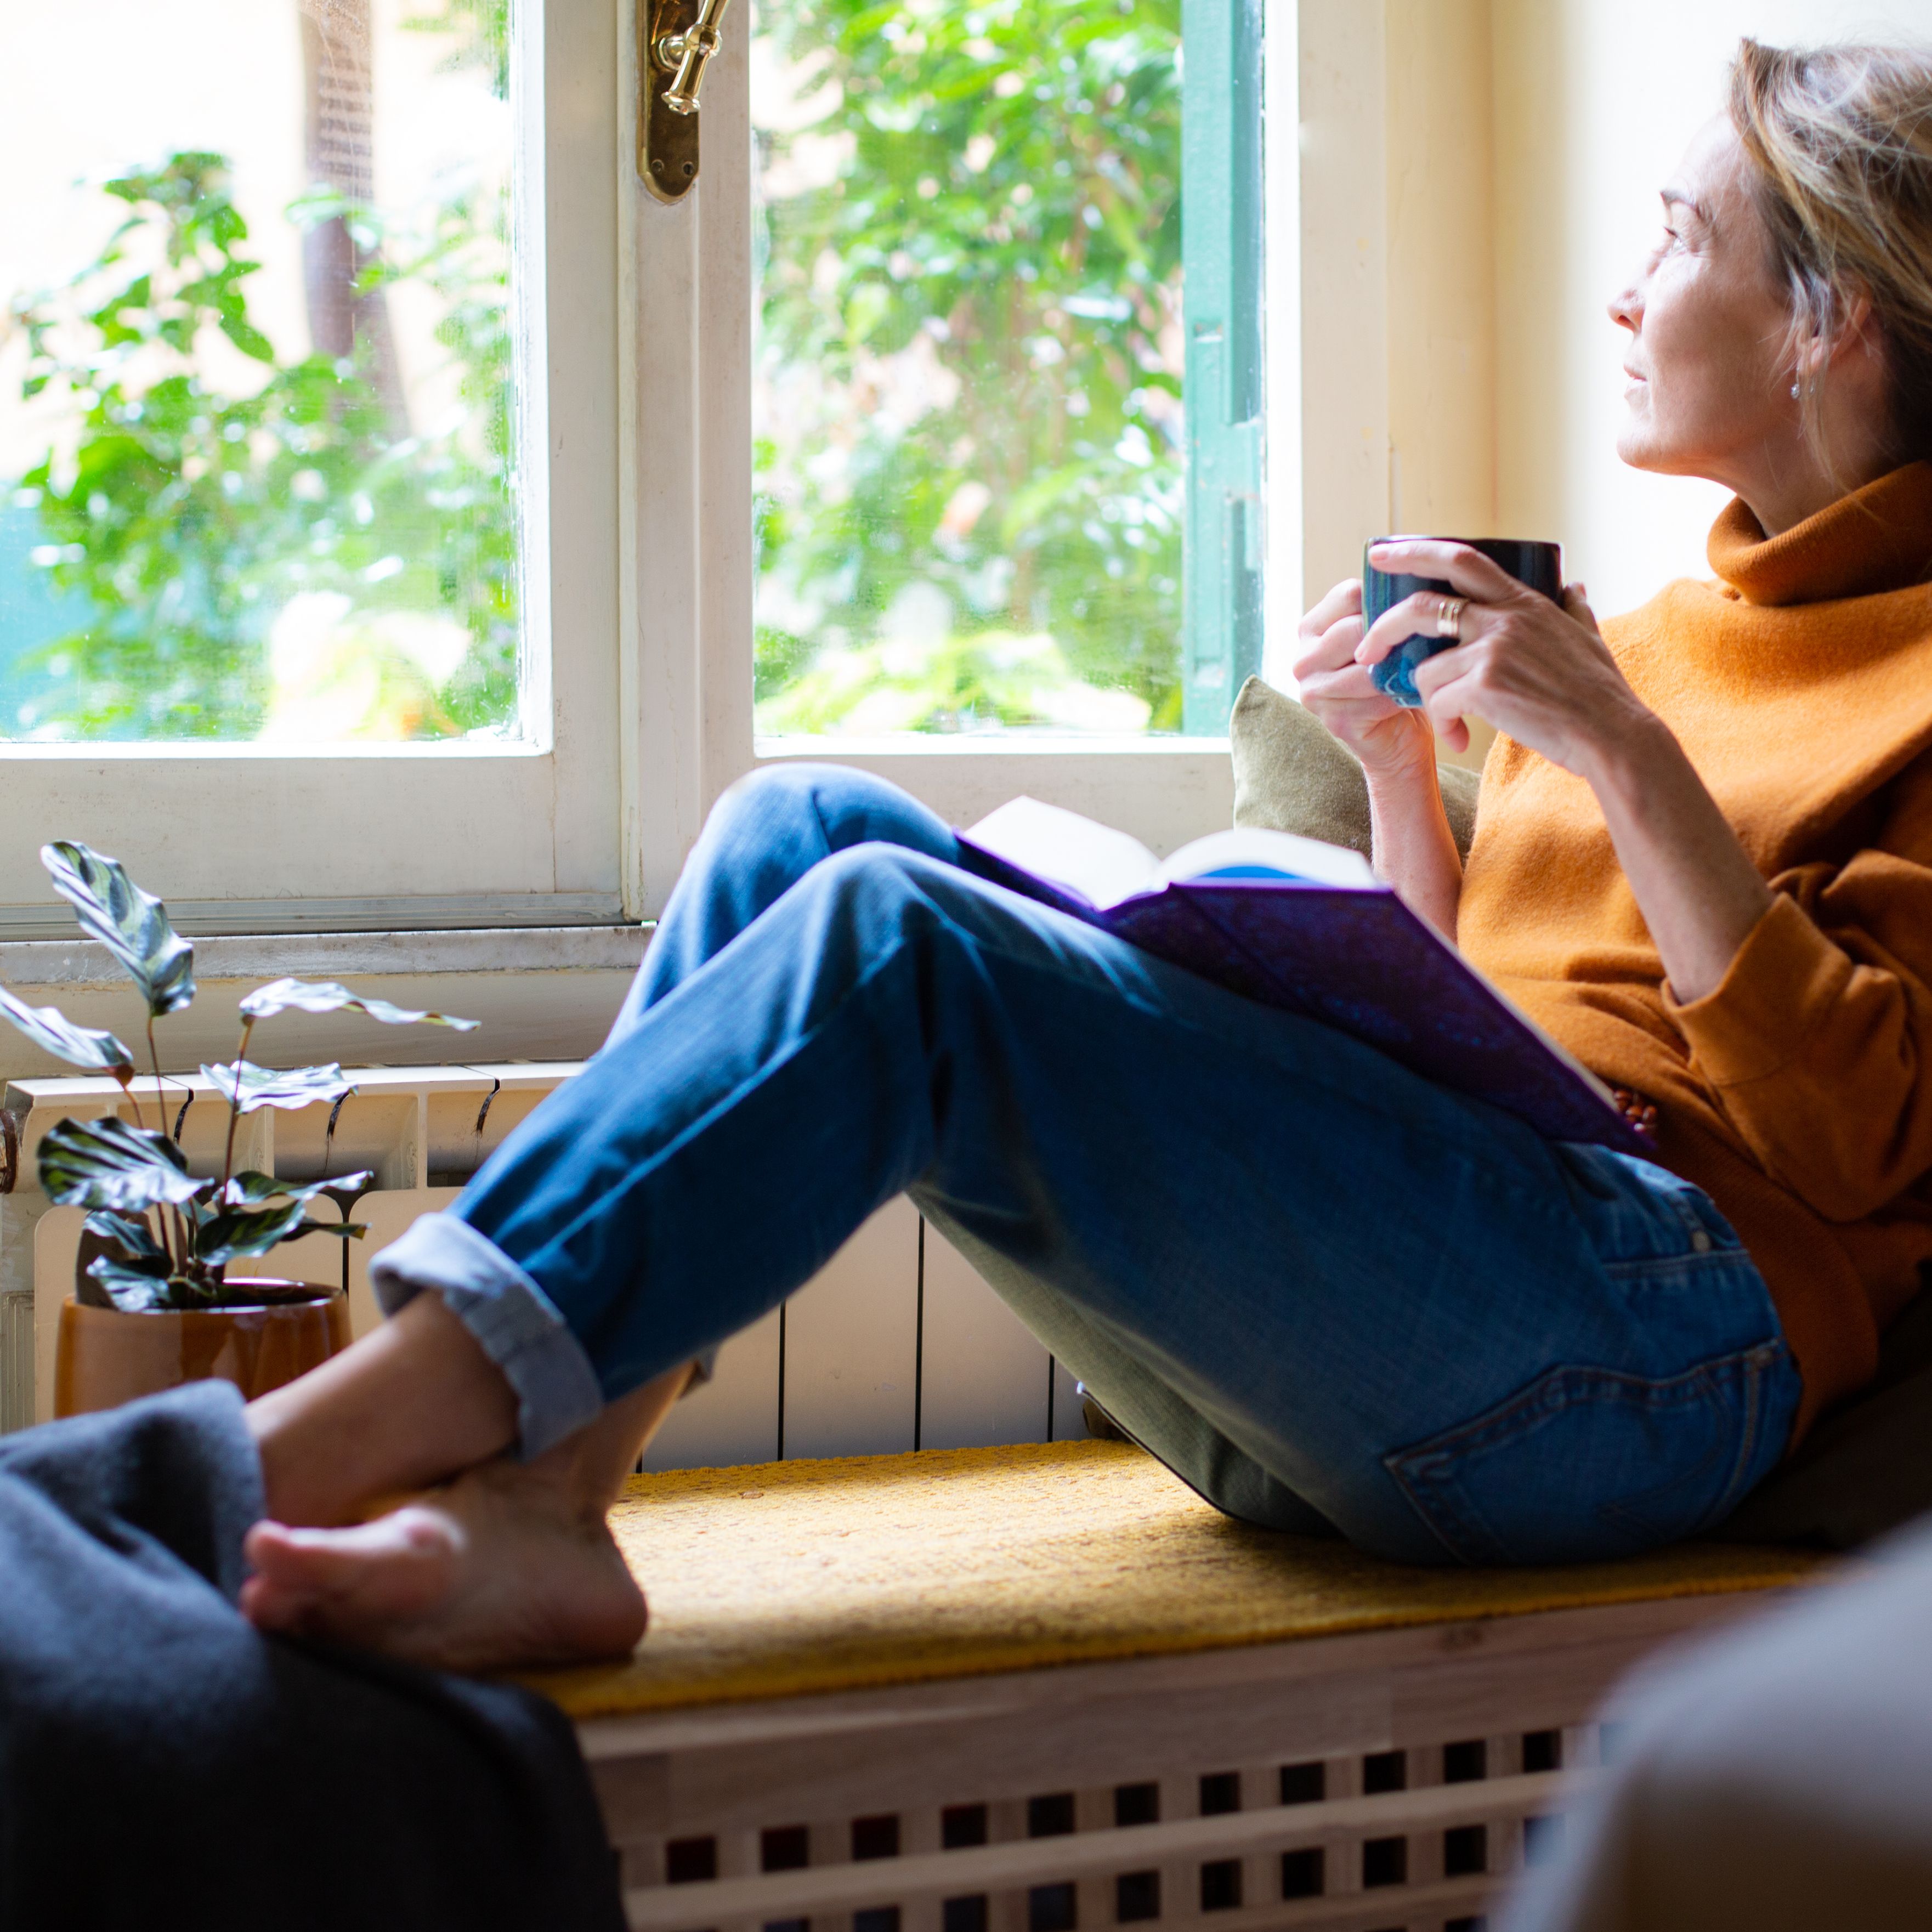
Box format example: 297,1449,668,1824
624,0,1288,919
0,0,626,939
625,0,1402,919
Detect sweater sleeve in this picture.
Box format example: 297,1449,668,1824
1668,843,1932,1221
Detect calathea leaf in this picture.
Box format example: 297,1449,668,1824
0,988,135,1077
40,842,195,1018
219,1169,373,1208
83,1208,168,1264
194,1199,311,1261
239,978,479,1030
86,1254,178,1314
38,1116,205,1214
195,1202,367,1265
200,1061,356,1115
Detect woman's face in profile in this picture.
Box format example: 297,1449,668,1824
1608,116,1795,486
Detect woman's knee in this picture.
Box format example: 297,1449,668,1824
711,763,951,861
788,842,978,977
711,761,898,829
806,838,954,908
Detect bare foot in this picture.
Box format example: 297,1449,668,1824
240,1459,647,1674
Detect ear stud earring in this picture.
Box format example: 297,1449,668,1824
1791,381,1802,398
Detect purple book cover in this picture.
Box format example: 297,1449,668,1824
956,836,1646,1154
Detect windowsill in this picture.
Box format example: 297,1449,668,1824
0,893,630,943
0,925,650,990
0,739,551,764
0,927,651,1079
756,735,1232,759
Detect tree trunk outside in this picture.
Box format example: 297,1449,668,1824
298,0,409,429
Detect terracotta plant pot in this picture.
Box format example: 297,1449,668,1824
54,1283,352,1419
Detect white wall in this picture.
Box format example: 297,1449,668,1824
1281,2,1931,749
1493,0,1932,622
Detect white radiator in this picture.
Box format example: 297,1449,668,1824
0,1065,1084,1459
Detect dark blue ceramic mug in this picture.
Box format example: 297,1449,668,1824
1362,536,1563,708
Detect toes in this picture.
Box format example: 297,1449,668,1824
241,1522,322,1630
239,1568,316,1634
244,1519,372,1600
241,1509,462,1634
244,1517,310,1579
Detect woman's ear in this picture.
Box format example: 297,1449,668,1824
1792,287,1886,413
1823,287,1899,444
1837,286,1878,350
1820,285,1890,381
1793,322,1832,392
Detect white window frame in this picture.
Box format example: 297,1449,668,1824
0,0,625,939
628,1,1258,917
623,0,1403,919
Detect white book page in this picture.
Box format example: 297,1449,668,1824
1158,826,1376,890
964,797,1160,909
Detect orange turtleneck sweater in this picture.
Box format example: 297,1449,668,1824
1459,462,1932,1438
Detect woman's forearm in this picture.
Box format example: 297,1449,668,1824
1341,543,1772,999
1582,715,1774,1006
1366,758,1464,942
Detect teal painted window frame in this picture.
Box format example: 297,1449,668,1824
1181,0,1266,735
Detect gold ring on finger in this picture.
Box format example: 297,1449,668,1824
1434,596,1468,642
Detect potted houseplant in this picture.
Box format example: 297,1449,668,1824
0,840,477,1415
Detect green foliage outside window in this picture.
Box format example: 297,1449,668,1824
753,0,1185,734
2,6,514,741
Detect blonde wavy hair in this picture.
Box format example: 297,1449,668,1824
1729,37,1932,466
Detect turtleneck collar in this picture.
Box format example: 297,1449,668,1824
1708,462,1932,607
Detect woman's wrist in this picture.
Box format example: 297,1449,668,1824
1364,739,1462,942
1577,704,1681,811
1360,734,1443,797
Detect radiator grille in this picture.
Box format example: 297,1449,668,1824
1,1064,1083,1456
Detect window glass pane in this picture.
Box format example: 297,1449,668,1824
0,0,525,744
751,0,1185,738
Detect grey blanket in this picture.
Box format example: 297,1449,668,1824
0,1381,625,1932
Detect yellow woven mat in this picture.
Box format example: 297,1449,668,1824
528,1439,1831,1719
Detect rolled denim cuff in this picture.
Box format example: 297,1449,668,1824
370,1213,605,1461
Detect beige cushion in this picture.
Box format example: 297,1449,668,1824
1228,675,1480,860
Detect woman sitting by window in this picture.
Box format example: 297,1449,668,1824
235,38,1932,1672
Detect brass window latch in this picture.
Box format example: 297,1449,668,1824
638,0,732,204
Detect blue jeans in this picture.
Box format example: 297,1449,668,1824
372,765,1800,1566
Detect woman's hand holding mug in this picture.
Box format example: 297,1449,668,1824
1353,539,1655,777
1290,577,1440,784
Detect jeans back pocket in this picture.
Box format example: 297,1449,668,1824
1383,1341,1794,1566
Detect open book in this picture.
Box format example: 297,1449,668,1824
957,797,1644,1153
